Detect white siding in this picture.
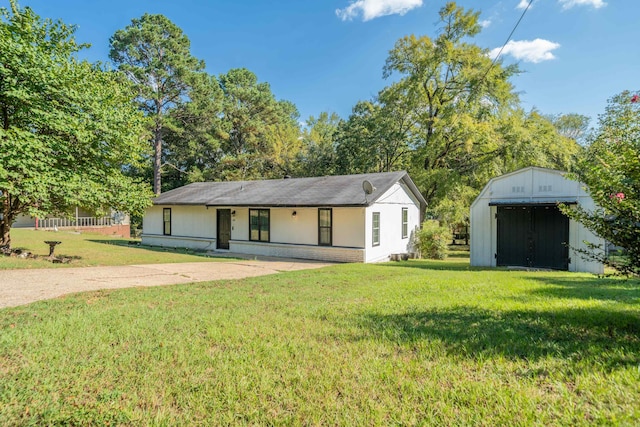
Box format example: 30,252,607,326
12,214,35,228
470,167,604,273
364,182,421,263
270,208,321,246
229,207,365,248
232,208,249,241
470,202,495,267
143,205,164,236
567,197,605,273
142,179,423,263
333,208,365,248
142,205,217,250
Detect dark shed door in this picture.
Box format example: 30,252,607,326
497,205,569,270
497,206,529,268
531,206,569,270
217,209,231,249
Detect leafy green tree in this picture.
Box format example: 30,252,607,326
383,2,519,208
335,102,380,174
548,113,590,146
564,91,640,276
162,72,223,189
335,92,413,175
0,1,152,247
109,14,204,194
217,68,292,180
263,100,302,178
494,110,581,173
297,112,342,177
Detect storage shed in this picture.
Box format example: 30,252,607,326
470,167,604,273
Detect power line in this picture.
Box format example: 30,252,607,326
480,0,534,82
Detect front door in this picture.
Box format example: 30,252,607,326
217,209,231,249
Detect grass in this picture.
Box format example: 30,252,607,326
1,229,228,269
1,257,638,425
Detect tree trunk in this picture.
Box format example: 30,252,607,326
2,91,11,248
0,222,10,249
153,120,162,196
1,195,11,249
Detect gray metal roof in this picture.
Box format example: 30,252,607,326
152,171,427,209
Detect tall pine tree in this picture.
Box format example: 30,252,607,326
109,14,204,194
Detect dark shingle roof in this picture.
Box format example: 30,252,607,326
152,171,426,209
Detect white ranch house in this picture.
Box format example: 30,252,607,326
470,167,604,274
142,171,426,263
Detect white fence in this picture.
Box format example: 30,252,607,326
37,216,114,229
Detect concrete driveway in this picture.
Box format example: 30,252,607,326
0,257,334,309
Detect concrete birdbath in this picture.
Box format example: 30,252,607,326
44,241,62,260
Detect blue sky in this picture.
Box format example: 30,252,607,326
8,0,638,127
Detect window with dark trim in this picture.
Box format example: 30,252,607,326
249,209,270,242
318,208,332,246
163,208,171,235
402,207,408,239
372,212,380,246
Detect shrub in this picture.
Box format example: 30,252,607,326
416,220,449,260
563,91,640,276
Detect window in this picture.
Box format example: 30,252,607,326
318,208,332,246
249,209,270,242
163,208,171,235
402,207,408,239
372,212,380,246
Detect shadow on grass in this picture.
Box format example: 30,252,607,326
447,252,470,259
382,259,485,272
525,276,640,303
355,306,640,367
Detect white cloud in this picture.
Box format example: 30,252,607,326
336,0,422,22
479,19,492,28
558,0,606,10
490,39,561,63
516,0,530,9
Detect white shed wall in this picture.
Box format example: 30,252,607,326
470,203,495,267
567,197,605,273
470,167,604,273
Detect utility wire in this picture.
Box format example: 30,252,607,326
480,0,534,82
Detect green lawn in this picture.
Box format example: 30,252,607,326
1,259,638,425
1,229,227,268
